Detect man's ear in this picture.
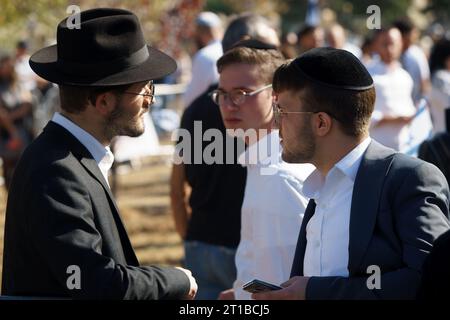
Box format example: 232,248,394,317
93,91,116,116
313,112,333,137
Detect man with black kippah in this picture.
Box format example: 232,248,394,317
252,47,450,300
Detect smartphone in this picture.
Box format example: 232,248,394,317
242,279,283,293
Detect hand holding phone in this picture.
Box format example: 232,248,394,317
242,279,282,293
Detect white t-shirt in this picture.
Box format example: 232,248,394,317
368,61,416,150
233,130,314,300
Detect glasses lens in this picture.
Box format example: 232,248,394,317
230,90,246,105
211,91,220,105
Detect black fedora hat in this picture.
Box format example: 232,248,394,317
30,8,176,86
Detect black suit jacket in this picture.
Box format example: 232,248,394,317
290,140,450,299
1,122,190,299
417,228,450,299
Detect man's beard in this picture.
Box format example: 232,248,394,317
104,103,145,140
281,120,315,163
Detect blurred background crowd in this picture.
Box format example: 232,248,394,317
1,0,450,189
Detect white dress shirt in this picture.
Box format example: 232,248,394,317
303,137,371,277
182,39,223,107
233,130,315,300
52,112,114,185
368,61,416,150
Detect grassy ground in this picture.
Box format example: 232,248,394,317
0,158,184,292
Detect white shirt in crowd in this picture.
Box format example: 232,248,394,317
15,54,36,91
303,137,372,277
401,45,430,103
182,39,223,108
368,61,417,150
52,112,114,186
429,70,450,133
233,130,314,300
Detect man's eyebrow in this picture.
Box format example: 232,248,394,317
217,86,253,91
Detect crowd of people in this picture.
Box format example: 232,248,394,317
1,5,450,300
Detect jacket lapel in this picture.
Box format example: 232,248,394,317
43,122,139,265
348,140,395,274
290,199,316,277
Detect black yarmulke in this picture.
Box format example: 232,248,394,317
293,47,374,91
230,39,278,51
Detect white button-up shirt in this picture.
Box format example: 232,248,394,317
303,137,371,277
233,130,315,299
52,112,114,186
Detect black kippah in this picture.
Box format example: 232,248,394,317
230,39,278,51
292,47,374,91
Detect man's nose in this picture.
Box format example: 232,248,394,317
221,96,239,110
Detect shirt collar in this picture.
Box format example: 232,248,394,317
51,112,114,171
334,137,372,181
238,130,280,167
302,137,371,199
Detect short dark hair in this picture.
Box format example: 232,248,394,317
217,46,285,84
392,19,414,35
273,60,376,137
297,24,318,40
59,84,131,114
221,14,277,52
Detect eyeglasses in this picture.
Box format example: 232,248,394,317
272,101,316,126
122,81,155,104
210,84,272,106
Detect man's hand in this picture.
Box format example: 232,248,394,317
251,276,310,300
218,288,235,300
176,267,198,300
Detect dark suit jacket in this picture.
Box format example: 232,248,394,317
417,228,450,299
1,122,190,299
290,140,450,299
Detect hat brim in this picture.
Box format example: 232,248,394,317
29,44,177,86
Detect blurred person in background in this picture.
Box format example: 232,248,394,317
360,34,377,66
297,24,324,54
427,39,450,134
32,76,60,136
326,23,362,59
393,19,431,105
14,40,36,92
171,13,280,300
182,11,223,108
368,27,416,151
0,55,34,190
280,31,298,59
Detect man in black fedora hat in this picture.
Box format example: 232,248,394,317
1,8,197,300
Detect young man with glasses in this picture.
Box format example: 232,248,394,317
252,47,449,300
2,8,197,300
170,14,280,300
215,40,314,300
